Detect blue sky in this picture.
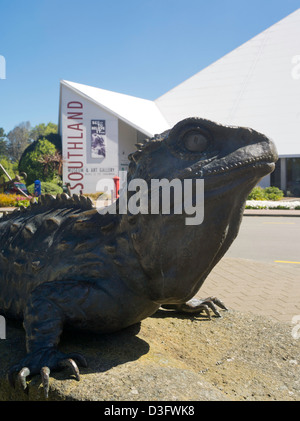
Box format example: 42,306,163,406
0,0,299,134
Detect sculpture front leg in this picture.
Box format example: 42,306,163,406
8,280,90,398
8,348,87,398
161,296,228,318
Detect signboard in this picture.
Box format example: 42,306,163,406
61,86,119,194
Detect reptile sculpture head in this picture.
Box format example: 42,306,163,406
121,117,278,301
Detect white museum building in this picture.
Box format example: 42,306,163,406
59,8,300,195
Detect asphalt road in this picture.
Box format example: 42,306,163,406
224,216,300,265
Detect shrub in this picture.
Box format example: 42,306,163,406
27,182,63,196
263,186,284,201
18,138,60,185
247,186,266,200
247,186,284,201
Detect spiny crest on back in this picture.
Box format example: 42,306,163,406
1,193,94,222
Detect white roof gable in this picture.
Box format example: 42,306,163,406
155,9,300,156
61,80,170,137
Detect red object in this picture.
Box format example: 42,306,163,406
113,176,120,199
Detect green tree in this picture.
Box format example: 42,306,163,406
0,127,8,156
18,122,61,183
18,138,60,185
0,156,19,180
6,121,31,162
30,122,58,142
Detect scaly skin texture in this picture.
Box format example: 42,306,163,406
0,117,278,396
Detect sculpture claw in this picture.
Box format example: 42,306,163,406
192,296,228,317
201,299,221,317
18,367,30,391
7,348,87,398
162,296,228,318
40,367,50,398
205,296,228,311
197,304,212,319
68,352,88,368
59,358,80,381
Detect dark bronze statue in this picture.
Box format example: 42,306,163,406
0,118,278,397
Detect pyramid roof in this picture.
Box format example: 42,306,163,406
61,80,170,137
155,9,300,156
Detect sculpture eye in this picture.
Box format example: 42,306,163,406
183,131,208,153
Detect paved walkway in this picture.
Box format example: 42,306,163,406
218,212,299,324
196,257,300,324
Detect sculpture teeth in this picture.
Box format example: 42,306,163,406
203,154,271,177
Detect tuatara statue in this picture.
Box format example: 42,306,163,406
0,117,277,397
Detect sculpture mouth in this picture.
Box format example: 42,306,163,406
203,157,276,178
179,156,276,180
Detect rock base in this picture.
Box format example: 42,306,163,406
0,309,299,401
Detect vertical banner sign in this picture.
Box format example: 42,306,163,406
91,120,106,158
61,86,119,193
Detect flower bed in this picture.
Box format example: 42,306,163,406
246,200,300,210
0,194,32,208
